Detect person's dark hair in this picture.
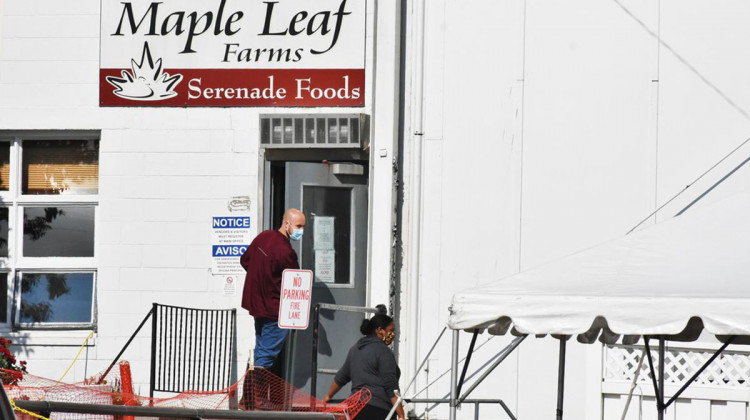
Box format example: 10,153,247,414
360,314,393,336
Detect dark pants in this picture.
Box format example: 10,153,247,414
355,404,392,420
253,318,289,369
239,319,289,410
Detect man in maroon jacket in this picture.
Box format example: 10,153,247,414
240,208,305,370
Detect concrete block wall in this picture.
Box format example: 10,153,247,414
0,0,261,392
94,122,258,392
1,122,260,390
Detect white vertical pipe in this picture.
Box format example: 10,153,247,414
406,0,426,393
369,0,402,310
449,330,459,420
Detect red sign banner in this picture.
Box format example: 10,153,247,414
99,68,364,107
99,0,366,107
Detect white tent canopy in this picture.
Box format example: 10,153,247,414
447,190,750,344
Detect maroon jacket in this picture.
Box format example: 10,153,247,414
240,230,300,320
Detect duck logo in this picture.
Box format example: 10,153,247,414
106,42,183,101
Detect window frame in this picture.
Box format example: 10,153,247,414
13,270,98,330
0,131,100,330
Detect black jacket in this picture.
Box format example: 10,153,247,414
334,335,401,410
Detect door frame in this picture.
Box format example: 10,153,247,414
257,152,372,384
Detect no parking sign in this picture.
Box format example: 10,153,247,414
278,269,313,329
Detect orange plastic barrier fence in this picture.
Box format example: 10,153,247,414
3,365,370,420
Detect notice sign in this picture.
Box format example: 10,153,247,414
278,269,313,329
223,275,237,296
100,0,366,107
314,249,335,283
313,216,335,283
211,216,251,275
313,216,335,250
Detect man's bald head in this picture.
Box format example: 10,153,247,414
283,208,304,224
280,208,306,239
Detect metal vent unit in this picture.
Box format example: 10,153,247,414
260,114,368,149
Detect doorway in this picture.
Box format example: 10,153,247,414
263,160,369,397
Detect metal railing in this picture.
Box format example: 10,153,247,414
98,303,237,400
405,398,516,420
307,305,518,420
310,303,380,398
2,376,336,419
11,399,337,419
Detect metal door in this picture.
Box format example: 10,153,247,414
279,161,369,396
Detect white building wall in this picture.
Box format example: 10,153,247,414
0,0,391,396
404,0,750,419
3,0,750,416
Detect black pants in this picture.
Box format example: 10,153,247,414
355,404,392,420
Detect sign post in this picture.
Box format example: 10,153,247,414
278,269,314,329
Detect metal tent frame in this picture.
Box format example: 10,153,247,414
444,330,740,420
442,192,750,419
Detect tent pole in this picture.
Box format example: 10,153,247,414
664,336,735,408
556,338,566,420
643,338,660,402
449,329,460,420
657,338,666,420
456,330,479,397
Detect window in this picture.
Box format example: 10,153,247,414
18,273,95,325
301,186,353,285
23,207,95,257
0,134,99,329
259,114,367,148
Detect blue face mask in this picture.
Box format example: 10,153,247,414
289,227,304,241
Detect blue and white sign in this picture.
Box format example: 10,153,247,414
211,215,252,276
213,217,251,229
212,245,247,256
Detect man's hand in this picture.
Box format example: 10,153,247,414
322,394,332,404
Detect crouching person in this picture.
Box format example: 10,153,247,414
323,314,405,420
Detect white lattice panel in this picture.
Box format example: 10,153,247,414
605,345,750,387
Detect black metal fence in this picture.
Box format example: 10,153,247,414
150,303,237,398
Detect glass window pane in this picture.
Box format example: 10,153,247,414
305,118,315,144
327,118,338,143
0,142,9,191
23,207,95,257
338,118,349,143
260,118,270,144
19,273,94,324
316,118,326,144
272,119,282,144
349,118,359,145
22,140,99,195
294,119,304,144
301,186,352,284
0,273,6,323
283,118,293,144
0,208,7,257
